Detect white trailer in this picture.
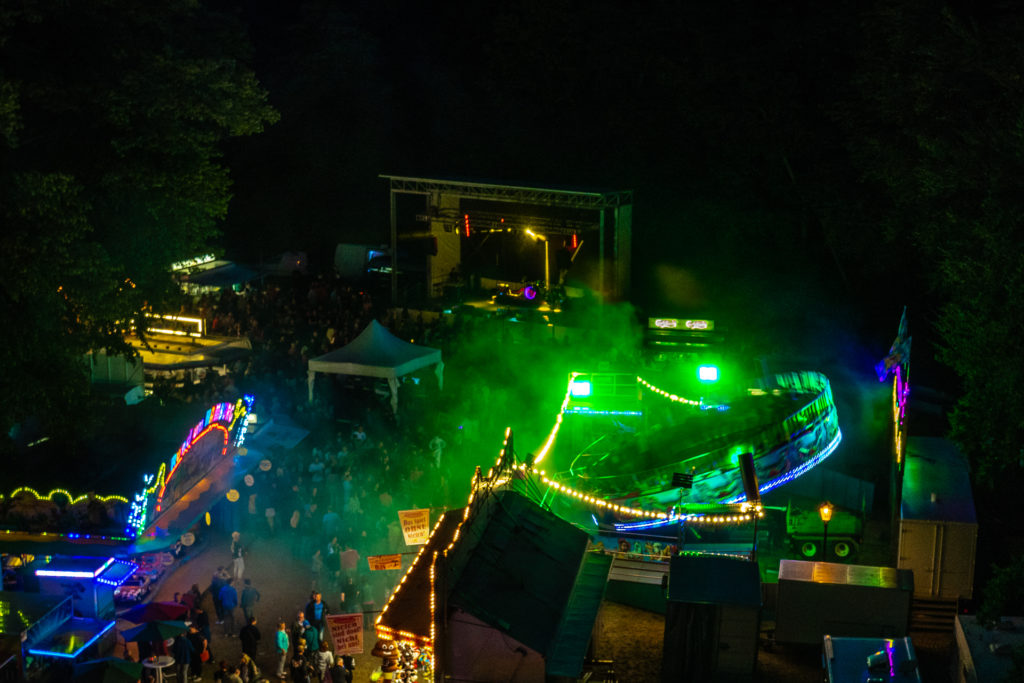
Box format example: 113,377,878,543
898,437,977,600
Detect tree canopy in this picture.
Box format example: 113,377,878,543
839,1,1024,490
0,0,277,451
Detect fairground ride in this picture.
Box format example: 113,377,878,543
474,368,842,545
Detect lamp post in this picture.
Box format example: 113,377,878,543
524,229,550,294
818,501,833,561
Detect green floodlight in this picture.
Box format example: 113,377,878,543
570,380,592,397
697,365,719,382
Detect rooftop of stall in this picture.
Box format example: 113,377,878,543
26,617,116,661
0,592,75,668
34,556,116,580
33,556,137,621
666,554,762,606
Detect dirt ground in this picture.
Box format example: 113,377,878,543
596,602,955,682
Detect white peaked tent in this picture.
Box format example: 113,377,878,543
307,319,443,415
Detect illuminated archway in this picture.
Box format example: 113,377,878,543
128,396,254,536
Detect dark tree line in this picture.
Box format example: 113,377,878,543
0,0,277,449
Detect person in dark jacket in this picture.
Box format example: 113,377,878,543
240,578,261,622
171,632,194,682
187,624,207,680
239,616,261,660
209,566,229,623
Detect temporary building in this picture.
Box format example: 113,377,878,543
375,488,612,681
306,319,443,414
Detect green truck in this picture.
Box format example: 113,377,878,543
785,497,864,561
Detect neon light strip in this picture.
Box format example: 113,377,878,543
1,529,130,542
36,557,115,579
96,560,138,587
613,508,761,531
533,373,579,466
28,620,115,659
372,511,444,647
3,488,127,505
893,365,909,464
35,569,96,578
429,551,437,648
157,423,229,507
885,638,895,677
724,428,843,503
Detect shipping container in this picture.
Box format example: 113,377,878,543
898,437,977,600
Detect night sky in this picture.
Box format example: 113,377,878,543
211,1,952,374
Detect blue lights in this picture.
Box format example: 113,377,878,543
724,429,843,504
614,516,685,531
564,407,643,416
95,560,138,588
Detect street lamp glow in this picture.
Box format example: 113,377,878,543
819,501,833,561
818,502,833,523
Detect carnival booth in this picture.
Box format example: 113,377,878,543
0,590,117,680
374,452,611,682
33,556,137,620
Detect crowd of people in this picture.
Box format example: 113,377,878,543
129,267,627,681
145,570,359,681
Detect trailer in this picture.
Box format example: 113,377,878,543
774,559,913,646
898,437,977,601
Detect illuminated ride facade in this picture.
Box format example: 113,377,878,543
532,370,841,523
128,395,255,540
371,360,842,681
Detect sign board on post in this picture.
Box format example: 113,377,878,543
398,509,431,545
368,554,403,571
326,613,364,655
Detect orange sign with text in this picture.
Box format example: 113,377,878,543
368,554,402,571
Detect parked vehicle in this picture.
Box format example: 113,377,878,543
785,497,863,561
